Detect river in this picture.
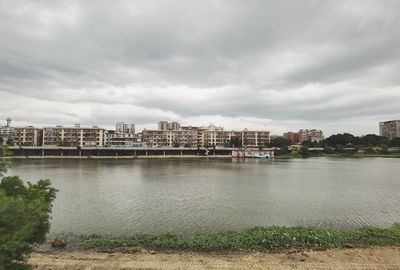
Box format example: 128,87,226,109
7,157,400,235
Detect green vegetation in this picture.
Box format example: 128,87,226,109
272,133,400,158
6,138,13,146
0,146,10,177
299,147,310,158
80,224,400,253
0,145,57,270
307,133,400,150
268,137,292,148
225,136,242,147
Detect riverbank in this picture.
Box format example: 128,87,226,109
275,153,400,159
8,153,400,159
8,155,232,159
29,246,400,270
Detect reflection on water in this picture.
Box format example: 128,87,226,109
8,157,400,235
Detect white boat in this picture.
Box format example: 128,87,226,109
245,152,271,158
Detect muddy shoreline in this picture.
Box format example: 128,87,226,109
29,246,400,270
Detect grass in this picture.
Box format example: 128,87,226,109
79,224,400,253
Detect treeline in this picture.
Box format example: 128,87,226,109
269,133,400,148
267,133,400,157
324,133,400,148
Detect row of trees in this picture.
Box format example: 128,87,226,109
268,133,400,149
0,145,57,270
324,133,400,148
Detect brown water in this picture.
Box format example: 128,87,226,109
8,157,400,235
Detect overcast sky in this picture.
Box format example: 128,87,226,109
0,0,399,135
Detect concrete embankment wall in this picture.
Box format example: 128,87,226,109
8,147,233,159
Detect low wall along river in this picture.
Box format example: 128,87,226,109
8,147,234,158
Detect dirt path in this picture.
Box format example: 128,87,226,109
30,246,400,270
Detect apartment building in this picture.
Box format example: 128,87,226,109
283,132,300,144
243,130,270,147
283,129,324,144
13,127,43,146
295,129,324,143
141,130,169,147
379,120,400,140
105,122,137,146
142,123,270,148
105,130,137,146
42,124,106,147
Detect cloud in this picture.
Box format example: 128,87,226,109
0,0,399,135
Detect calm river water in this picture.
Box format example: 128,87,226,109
8,158,400,235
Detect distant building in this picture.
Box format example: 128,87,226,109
116,122,135,134
283,129,324,144
143,123,270,148
298,129,324,143
105,130,137,146
283,132,300,144
13,127,43,146
42,124,106,147
379,120,400,140
158,121,180,131
0,118,14,141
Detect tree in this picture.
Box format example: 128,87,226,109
300,146,310,158
301,140,321,148
324,146,335,154
6,138,13,146
390,137,400,147
0,137,3,145
279,145,290,154
0,145,10,177
379,144,389,154
268,137,292,148
228,136,242,147
0,145,57,270
360,134,389,147
325,133,360,147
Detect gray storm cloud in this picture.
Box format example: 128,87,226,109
0,0,399,135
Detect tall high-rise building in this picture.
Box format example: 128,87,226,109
6,117,12,127
168,122,180,131
116,122,135,134
0,118,14,140
379,120,400,140
158,121,180,131
128,124,135,134
158,121,168,131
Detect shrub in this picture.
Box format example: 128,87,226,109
299,147,310,158
0,145,57,270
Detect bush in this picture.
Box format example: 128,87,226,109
0,146,57,270
300,146,310,158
